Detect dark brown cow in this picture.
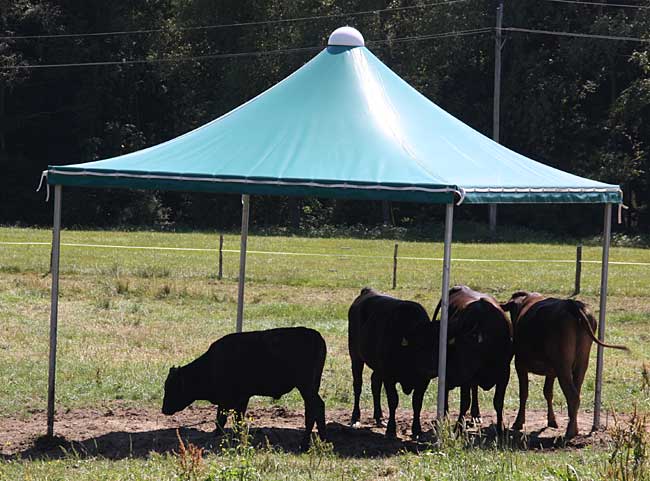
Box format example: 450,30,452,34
433,285,513,431
348,288,438,438
501,291,628,438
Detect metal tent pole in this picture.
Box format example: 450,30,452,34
489,0,504,233
593,203,612,431
236,194,250,333
437,203,454,420
47,184,62,437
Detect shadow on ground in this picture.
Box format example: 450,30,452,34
0,405,610,461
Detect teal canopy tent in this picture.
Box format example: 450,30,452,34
44,26,621,437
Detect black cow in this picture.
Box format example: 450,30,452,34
162,326,327,449
433,285,513,432
348,287,438,438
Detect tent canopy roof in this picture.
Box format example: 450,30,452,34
47,29,621,204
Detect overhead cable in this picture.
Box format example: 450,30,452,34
0,28,493,70
0,0,469,41
503,26,650,42
545,0,650,9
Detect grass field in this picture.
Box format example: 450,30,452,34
1,225,649,480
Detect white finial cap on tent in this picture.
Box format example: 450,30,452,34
328,26,364,47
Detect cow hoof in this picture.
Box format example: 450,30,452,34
385,427,397,439
351,421,361,429
374,419,385,427
548,419,559,429
471,417,483,426
511,421,524,431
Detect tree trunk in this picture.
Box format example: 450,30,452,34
288,197,300,229
382,200,392,226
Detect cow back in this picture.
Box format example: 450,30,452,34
207,327,326,402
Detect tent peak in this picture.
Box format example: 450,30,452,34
328,26,364,47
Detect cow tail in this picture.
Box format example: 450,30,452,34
569,300,629,352
432,299,442,321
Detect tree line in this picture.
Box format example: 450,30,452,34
2,0,650,236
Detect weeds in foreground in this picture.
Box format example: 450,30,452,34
604,409,649,481
175,429,205,481
641,364,650,396
306,435,334,480
546,464,583,481
208,414,261,481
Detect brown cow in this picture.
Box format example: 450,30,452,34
433,285,513,432
501,291,628,438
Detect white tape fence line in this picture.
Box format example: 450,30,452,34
2,240,650,266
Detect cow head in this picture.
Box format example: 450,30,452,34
500,291,536,323
443,305,495,387
400,321,440,383
161,366,193,415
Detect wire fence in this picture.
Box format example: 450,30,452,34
2,240,650,266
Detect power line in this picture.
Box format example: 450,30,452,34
544,0,650,9
0,0,470,41
0,28,493,70
504,26,650,42
372,27,493,45
5,26,648,70
1,45,321,69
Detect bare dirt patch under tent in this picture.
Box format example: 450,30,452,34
0,404,616,460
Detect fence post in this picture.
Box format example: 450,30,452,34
218,235,223,280
573,244,582,296
392,243,399,289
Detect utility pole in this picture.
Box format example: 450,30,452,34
489,0,504,233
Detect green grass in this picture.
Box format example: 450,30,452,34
0,446,615,480
1,226,649,479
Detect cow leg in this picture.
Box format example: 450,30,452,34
215,406,228,433
556,367,580,439
457,384,471,429
314,393,326,440
371,371,384,426
233,398,249,427
299,388,326,450
384,381,399,438
493,369,509,434
544,376,558,428
350,358,364,426
470,384,482,424
411,380,428,438
572,354,589,403
512,359,528,431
